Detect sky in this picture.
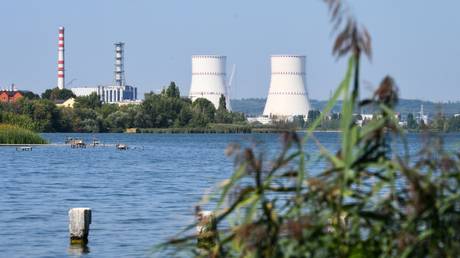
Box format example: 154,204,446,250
0,0,459,101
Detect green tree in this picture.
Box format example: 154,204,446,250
177,105,193,127
292,115,306,128
407,113,417,129
74,92,102,109
162,81,181,98
30,99,61,132
191,98,216,127
431,112,448,132
218,94,227,111
307,110,321,123
447,116,460,132
22,91,40,100
142,92,185,127
215,95,231,123
41,87,75,100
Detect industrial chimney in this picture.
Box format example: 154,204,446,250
189,55,231,110
263,55,310,118
57,26,65,89
114,42,125,86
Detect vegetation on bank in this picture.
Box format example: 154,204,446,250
135,123,252,134
251,108,460,133
0,82,246,133
234,98,460,118
163,1,460,257
0,124,47,144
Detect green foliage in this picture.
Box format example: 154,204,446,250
21,91,40,100
447,116,460,132
161,81,181,98
0,112,39,131
0,82,247,132
406,113,417,129
0,124,47,144
307,110,321,123
41,87,75,100
191,98,216,127
218,94,227,111
74,92,102,109
163,55,460,257
233,98,460,119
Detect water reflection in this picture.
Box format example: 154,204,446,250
68,244,90,256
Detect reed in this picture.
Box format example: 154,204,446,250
136,124,252,134
0,124,47,144
160,1,460,257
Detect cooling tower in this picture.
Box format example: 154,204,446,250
189,55,231,110
263,55,310,117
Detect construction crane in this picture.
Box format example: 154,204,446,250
226,64,236,110
66,78,77,88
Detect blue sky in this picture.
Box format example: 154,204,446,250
0,0,459,101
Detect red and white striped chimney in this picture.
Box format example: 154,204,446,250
57,26,65,89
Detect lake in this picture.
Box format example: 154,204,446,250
1,133,459,257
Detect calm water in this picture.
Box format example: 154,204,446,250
1,133,459,257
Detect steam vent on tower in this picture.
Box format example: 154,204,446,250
263,55,311,118
189,55,231,110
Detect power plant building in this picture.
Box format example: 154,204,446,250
71,42,138,103
263,55,310,118
189,55,231,110
71,85,137,103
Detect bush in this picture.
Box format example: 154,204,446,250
0,124,47,144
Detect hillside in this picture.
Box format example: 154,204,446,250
231,98,460,117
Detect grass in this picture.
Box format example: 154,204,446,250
0,124,47,144
131,124,307,134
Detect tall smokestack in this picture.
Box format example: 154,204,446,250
57,26,65,89
114,42,125,86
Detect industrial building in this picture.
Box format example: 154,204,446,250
189,55,231,110
263,55,311,119
71,42,138,103
71,84,137,103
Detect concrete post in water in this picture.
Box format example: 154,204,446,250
69,208,92,245
196,210,217,249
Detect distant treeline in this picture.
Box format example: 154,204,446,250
232,98,460,117
0,82,246,133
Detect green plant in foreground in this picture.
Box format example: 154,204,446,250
161,1,460,257
0,124,47,144
162,57,460,258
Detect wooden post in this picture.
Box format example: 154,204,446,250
69,208,92,245
196,210,217,249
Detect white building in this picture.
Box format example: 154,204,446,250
71,85,137,103
417,104,429,124
189,55,231,110
263,55,311,119
247,116,272,125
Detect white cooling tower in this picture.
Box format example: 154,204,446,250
189,55,231,110
263,55,310,117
